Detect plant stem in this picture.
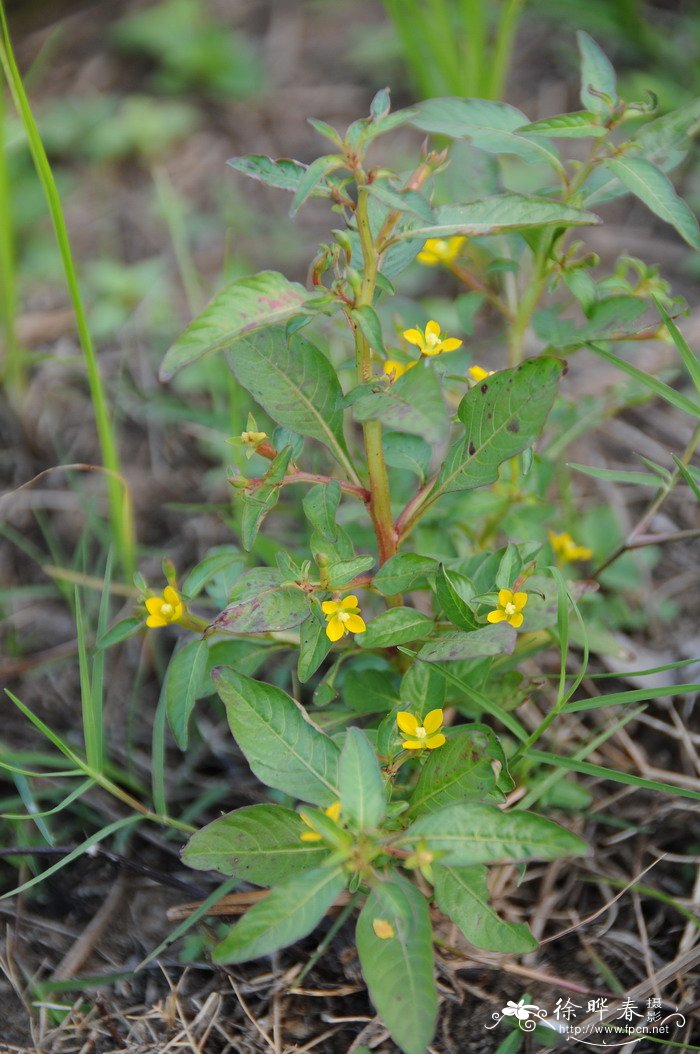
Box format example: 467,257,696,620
354,184,397,566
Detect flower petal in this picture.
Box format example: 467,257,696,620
163,586,180,606
498,588,513,608
145,597,163,615
325,617,345,642
509,613,524,628
416,249,438,265
402,328,424,347
513,592,528,611
425,320,441,340
322,601,339,615
425,733,446,749
438,338,463,352
300,831,322,842
423,708,443,735
487,609,507,623
396,711,419,735
402,739,424,750
146,613,167,628
325,801,342,823
341,595,359,610
345,614,366,634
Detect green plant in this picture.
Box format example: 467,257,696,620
381,0,526,100
5,29,700,1054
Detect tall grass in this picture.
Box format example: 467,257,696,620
0,4,136,576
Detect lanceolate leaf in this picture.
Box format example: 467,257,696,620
411,97,529,136
210,567,309,634
577,31,617,114
302,481,341,542
407,726,512,816
339,727,386,830
417,624,516,663
298,611,332,683
359,607,434,648
433,358,563,498
213,865,346,964
373,553,438,595
227,328,356,477
397,196,600,240
402,802,588,865
517,112,607,138
356,876,437,1054
227,155,333,195
214,667,340,806
160,272,308,380
182,804,328,885
165,638,209,750
604,156,700,250
434,865,538,953
353,362,447,443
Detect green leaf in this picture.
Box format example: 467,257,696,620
165,638,209,750
339,728,386,830
370,87,391,120
290,154,344,217
210,567,309,634
374,553,437,595
529,749,700,801
298,611,332,683
327,555,375,588
655,301,700,395
417,624,516,663
383,432,431,481
181,546,245,598
182,804,328,884
365,182,434,222
213,865,346,964
568,462,662,486
434,359,563,497
400,662,445,710
214,667,340,806
228,329,355,476
434,865,538,953
302,481,341,542
241,446,294,550
577,31,617,115
353,361,447,443
411,97,528,136
517,112,606,138
397,196,600,240
344,667,399,713
96,616,143,649
402,803,589,865
356,875,437,1054
360,607,434,648
227,155,332,195
586,341,700,419
435,565,478,631
604,156,700,250
160,272,308,380
350,304,387,356
407,727,511,816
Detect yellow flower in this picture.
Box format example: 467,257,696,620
416,236,466,267
383,359,416,382
372,918,395,939
402,320,463,357
548,531,593,563
240,429,267,447
487,589,528,629
322,595,366,642
468,365,494,383
299,801,342,842
396,709,446,751
144,586,184,629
